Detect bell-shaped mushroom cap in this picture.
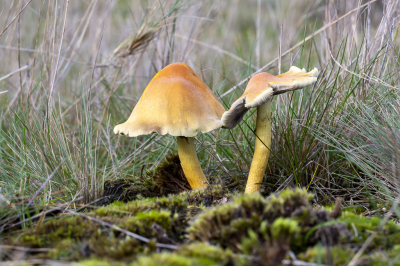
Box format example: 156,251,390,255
114,63,225,137
222,66,318,129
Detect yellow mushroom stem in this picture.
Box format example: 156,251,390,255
245,100,272,193
177,136,209,189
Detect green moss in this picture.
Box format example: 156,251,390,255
177,243,235,264
367,245,400,265
270,217,300,241
297,245,354,265
298,245,400,265
73,260,128,266
187,188,346,254
123,210,172,236
95,183,232,222
132,252,222,266
339,211,400,251
6,206,177,261
47,238,82,260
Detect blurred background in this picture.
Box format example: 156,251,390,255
0,1,399,211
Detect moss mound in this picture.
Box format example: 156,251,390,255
187,188,352,264
3,188,400,265
98,153,242,206
98,154,192,205
147,153,191,194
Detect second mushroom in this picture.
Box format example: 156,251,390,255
222,66,319,193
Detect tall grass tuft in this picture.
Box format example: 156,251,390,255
315,90,400,202
0,88,101,204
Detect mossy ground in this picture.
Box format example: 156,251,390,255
2,157,400,265
97,154,242,206
3,186,400,265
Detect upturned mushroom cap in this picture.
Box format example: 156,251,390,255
269,66,319,95
222,66,318,129
114,63,225,137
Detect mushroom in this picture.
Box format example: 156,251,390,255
222,66,318,193
114,63,225,189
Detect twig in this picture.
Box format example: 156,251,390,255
282,260,329,266
0,245,55,252
347,231,377,266
0,65,28,82
1,197,83,231
0,0,34,39
66,210,178,250
0,260,71,266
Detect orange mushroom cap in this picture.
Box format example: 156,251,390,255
114,63,225,137
222,66,318,129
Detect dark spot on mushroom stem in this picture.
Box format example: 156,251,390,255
179,136,189,143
